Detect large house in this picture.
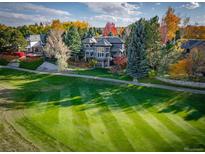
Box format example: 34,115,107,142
25,34,46,55
82,36,125,67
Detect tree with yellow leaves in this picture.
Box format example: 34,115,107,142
51,19,64,31
164,7,181,41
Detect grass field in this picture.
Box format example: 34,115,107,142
0,68,205,152
73,68,133,81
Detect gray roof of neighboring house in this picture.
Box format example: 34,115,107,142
26,35,41,42
82,37,97,44
94,38,112,46
26,34,47,44
182,40,205,49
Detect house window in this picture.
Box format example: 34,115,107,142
97,52,104,57
106,47,110,52
97,47,104,52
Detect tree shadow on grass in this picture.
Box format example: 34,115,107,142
0,68,205,121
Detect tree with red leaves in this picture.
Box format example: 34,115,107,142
103,22,118,36
113,55,127,70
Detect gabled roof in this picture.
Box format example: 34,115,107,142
26,35,41,42
105,36,124,44
96,36,124,44
94,38,112,46
82,37,97,44
182,40,205,49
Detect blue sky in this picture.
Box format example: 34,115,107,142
0,2,205,27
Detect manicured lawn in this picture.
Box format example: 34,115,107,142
0,68,205,151
139,77,205,90
73,68,133,81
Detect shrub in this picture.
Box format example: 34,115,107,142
20,57,44,70
169,59,190,79
113,55,127,70
88,59,98,68
0,58,9,65
0,55,18,65
148,70,157,78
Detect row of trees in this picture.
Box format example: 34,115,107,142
126,7,205,80
0,24,27,52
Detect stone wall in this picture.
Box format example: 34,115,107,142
156,77,205,88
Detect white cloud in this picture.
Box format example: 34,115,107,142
18,3,70,16
0,3,71,26
155,3,161,5
84,2,141,26
182,2,200,9
85,2,141,17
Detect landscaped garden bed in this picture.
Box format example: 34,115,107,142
19,57,44,70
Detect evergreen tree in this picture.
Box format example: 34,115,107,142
86,27,95,38
126,19,149,78
64,26,81,60
145,16,162,70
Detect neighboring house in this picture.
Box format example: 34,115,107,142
181,39,205,56
25,34,46,55
82,36,125,67
181,39,205,76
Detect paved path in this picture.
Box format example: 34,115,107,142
1,65,205,95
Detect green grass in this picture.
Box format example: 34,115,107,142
139,77,205,90
0,68,205,152
73,68,133,81
19,58,44,70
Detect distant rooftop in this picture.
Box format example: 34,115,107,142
94,38,112,47
182,39,205,49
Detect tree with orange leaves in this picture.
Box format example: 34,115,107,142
103,22,118,36
164,7,181,41
51,19,64,31
169,59,190,79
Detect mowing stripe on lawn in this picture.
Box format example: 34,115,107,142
105,95,156,151
147,106,205,150
96,89,135,151
155,104,205,144
112,94,174,151
122,94,184,151
59,88,77,150
149,98,205,144
69,87,94,151
79,87,116,151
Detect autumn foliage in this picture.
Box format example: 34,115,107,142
103,22,118,36
164,7,180,41
183,26,205,39
51,19,64,31
113,55,127,70
169,59,190,79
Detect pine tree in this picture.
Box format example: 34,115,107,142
64,26,81,60
145,16,162,70
86,27,95,38
126,19,149,78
